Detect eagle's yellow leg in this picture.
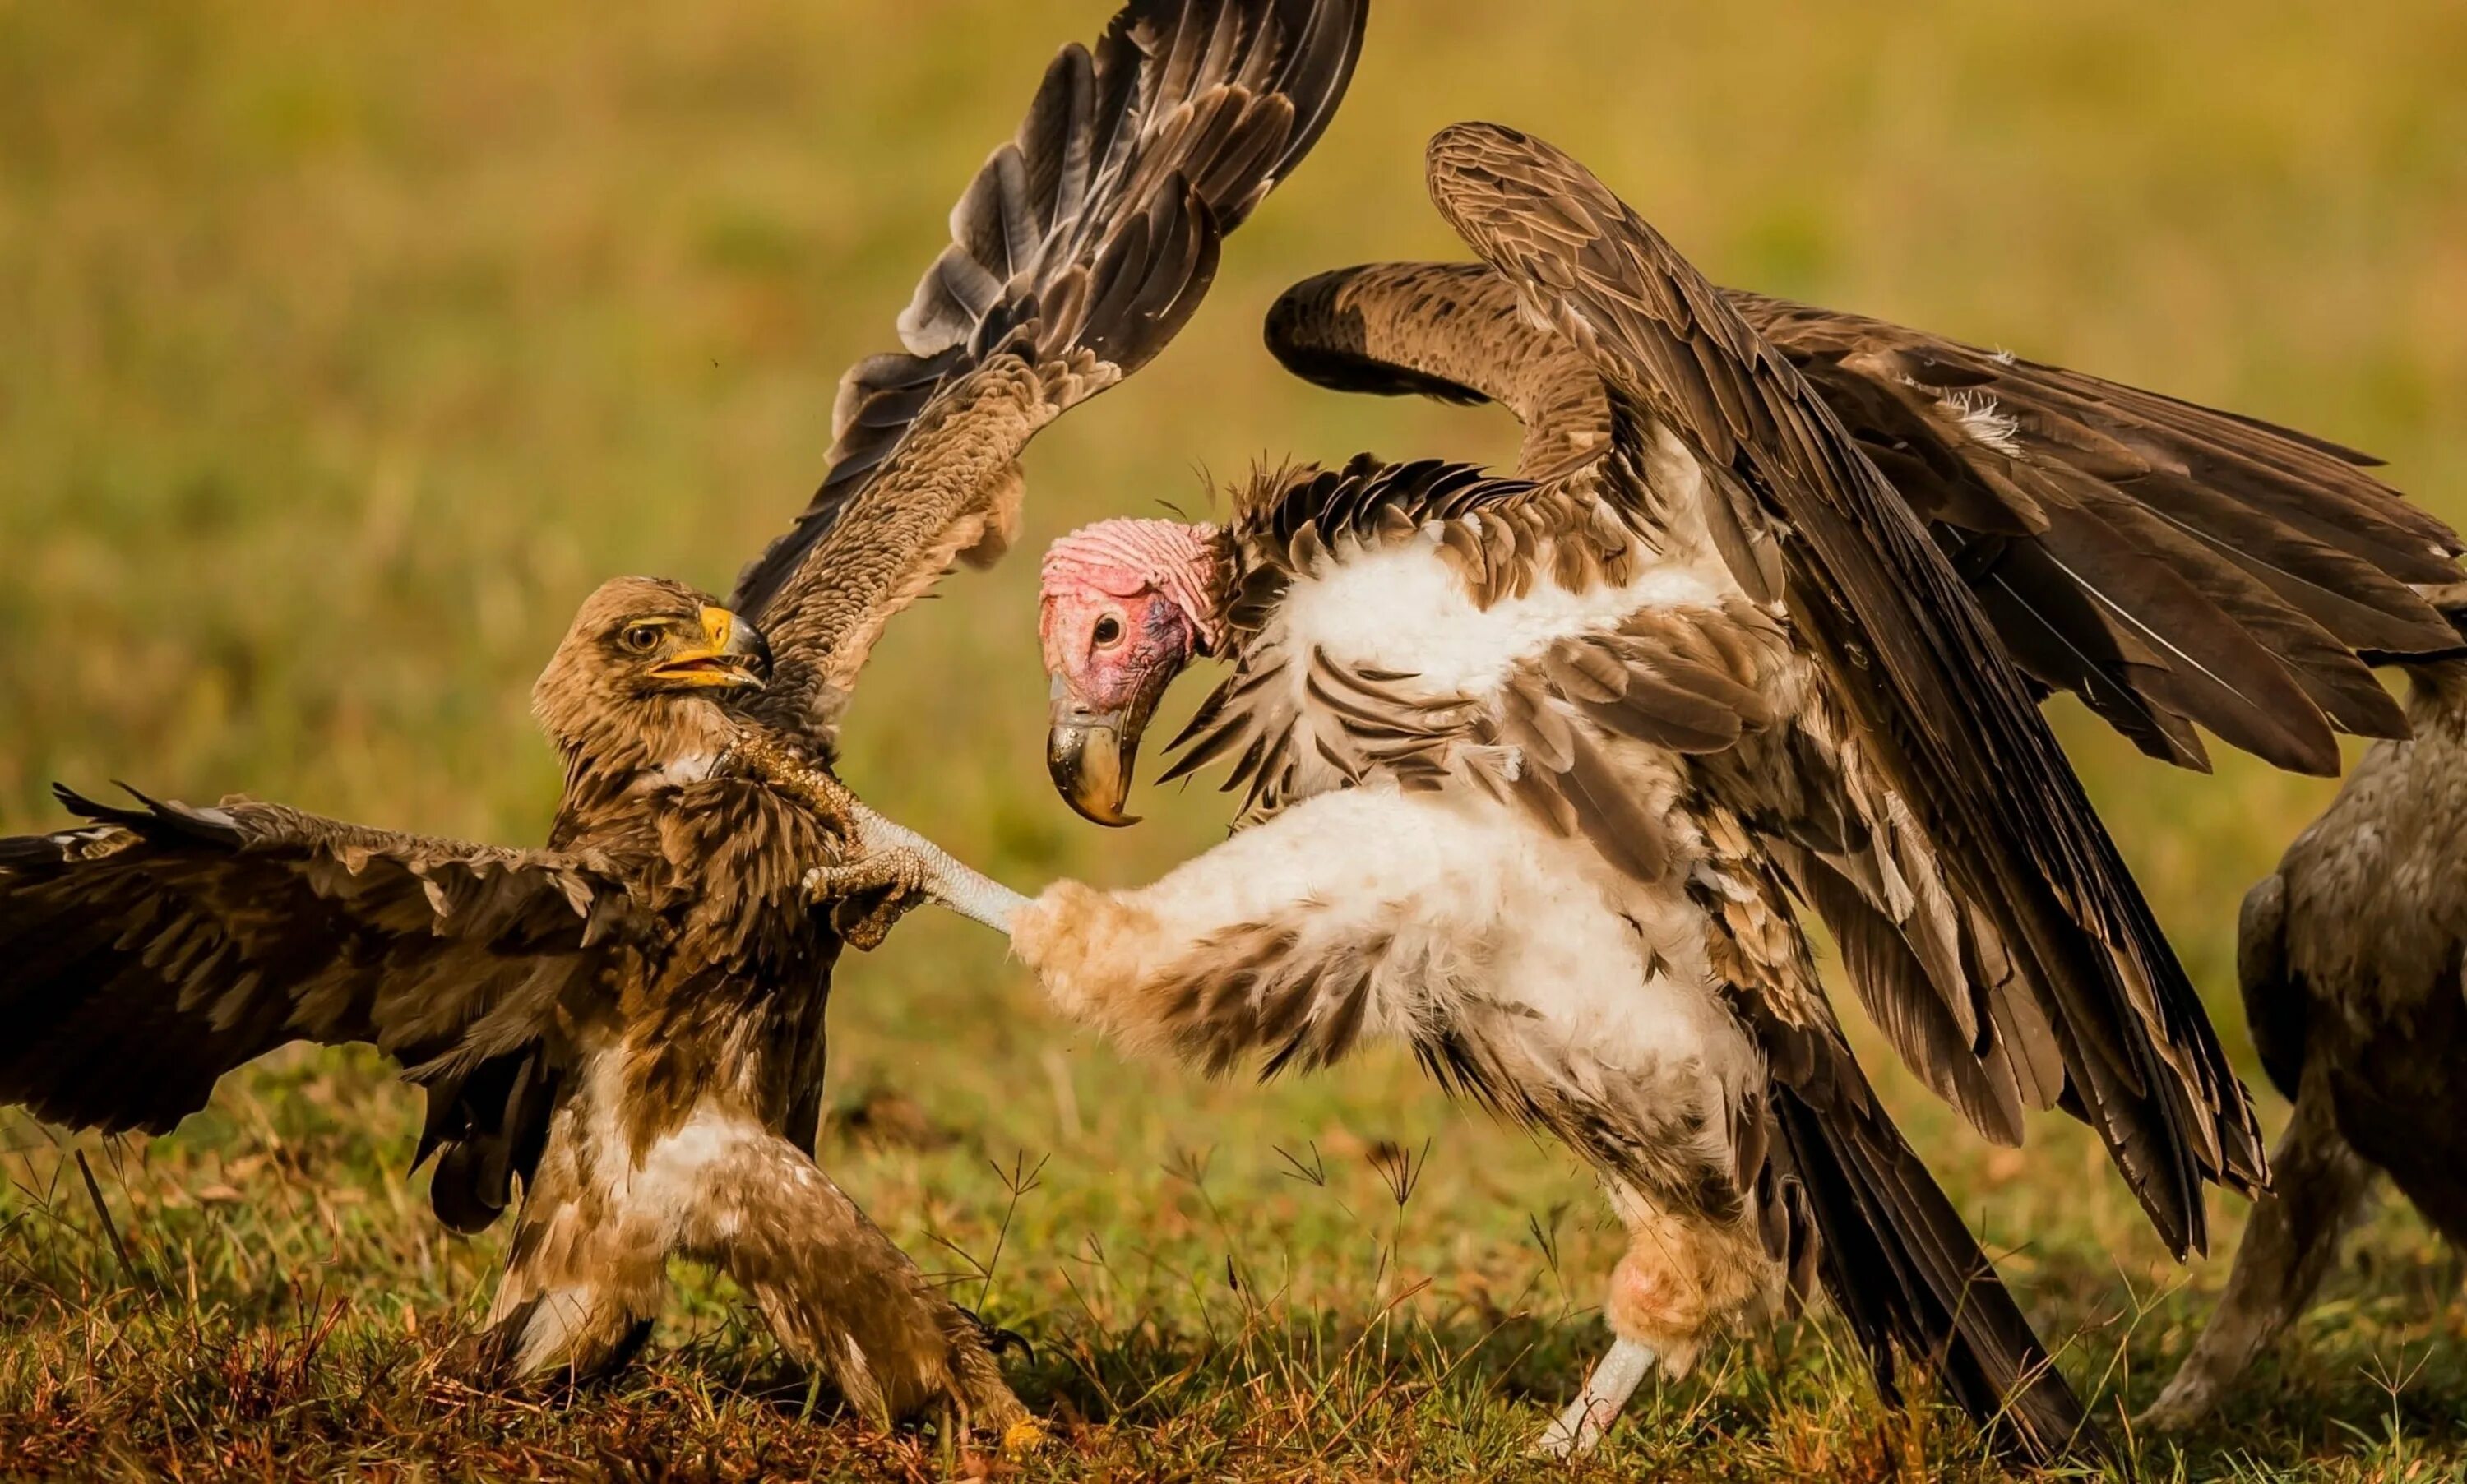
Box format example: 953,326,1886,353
726,733,863,839
724,734,924,948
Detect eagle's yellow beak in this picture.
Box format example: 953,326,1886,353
650,607,771,690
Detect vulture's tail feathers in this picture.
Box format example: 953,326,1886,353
1772,1078,2108,1465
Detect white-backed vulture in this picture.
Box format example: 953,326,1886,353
998,123,2465,1458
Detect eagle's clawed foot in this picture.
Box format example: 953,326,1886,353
803,851,927,950
2136,1376,2219,1435
956,1304,1034,1363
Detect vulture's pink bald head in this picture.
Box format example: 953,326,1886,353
1038,519,1224,826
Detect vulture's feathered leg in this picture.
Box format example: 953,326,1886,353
1011,788,1798,1453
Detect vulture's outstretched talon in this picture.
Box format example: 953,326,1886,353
956,1305,1035,1363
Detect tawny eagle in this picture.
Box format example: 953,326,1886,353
2146,585,2467,1428
0,0,1365,1435
1003,123,2466,1457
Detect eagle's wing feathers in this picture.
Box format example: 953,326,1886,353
1426,120,2262,1255
0,785,633,1142
734,0,1366,737
1262,266,2462,774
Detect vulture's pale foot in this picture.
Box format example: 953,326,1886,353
462,1284,663,1391
734,730,1026,939
1533,1192,1756,1454
1530,1338,1659,1457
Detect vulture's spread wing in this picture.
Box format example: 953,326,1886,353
1267,262,1614,481
0,786,633,1220
1749,297,2460,771
1267,261,2465,774
733,0,1367,737
1425,121,2263,1255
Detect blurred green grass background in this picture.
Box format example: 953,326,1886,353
4,1,2465,1476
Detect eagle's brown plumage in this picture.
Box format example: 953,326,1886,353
0,0,1367,1434
0,577,1028,1422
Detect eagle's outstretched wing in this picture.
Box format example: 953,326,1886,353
734,0,1367,737
1266,262,2463,774
1423,121,2265,1256
0,786,637,1228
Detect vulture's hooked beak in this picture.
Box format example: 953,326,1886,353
1047,668,1169,828
653,607,771,691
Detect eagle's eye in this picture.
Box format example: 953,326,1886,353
1092,615,1124,648
621,622,664,654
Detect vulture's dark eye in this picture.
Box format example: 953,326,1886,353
622,622,664,654
1092,615,1124,647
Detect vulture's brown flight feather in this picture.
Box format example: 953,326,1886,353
0,0,1365,1435
1016,123,2462,1459
1420,119,2272,1253
1266,261,2459,773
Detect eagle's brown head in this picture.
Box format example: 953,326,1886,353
533,575,772,779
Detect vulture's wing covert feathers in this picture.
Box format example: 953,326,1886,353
1425,121,2266,1255
1265,265,2464,773
0,787,632,1162
733,0,1367,737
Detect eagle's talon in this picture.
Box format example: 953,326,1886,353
807,849,929,950
956,1305,1034,1362
833,891,914,950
